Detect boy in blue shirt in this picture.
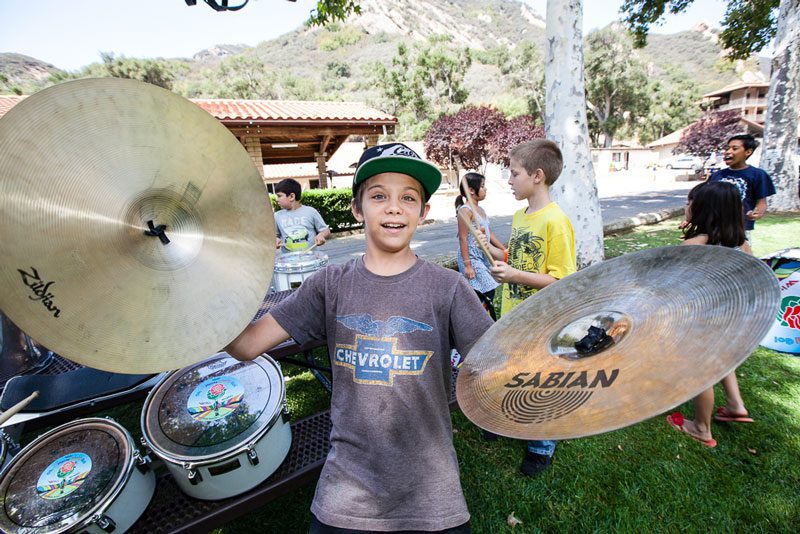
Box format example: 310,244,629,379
708,134,775,242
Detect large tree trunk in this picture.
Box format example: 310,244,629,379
760,0,800,212
544,0,604,267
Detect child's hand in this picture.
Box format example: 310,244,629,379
464,264,476,280
490,261,515,283
314,234,327,246
745,210,761,221
677,220,689,229
475,229,490,249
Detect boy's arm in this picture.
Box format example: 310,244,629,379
490,262,558,288
492,227,575,288
474,229,506,260
315,227,332,245
746,197,767,221
225,313,291,361
456,210,476,279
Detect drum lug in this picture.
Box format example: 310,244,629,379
246,446,259,466
185,464,203,485
281,404,292,424
92,513,117,533
133,450,153,473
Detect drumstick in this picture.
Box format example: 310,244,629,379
459,175,494,264
0,390,39,426
458,209,494,264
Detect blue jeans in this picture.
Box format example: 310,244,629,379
527,440,556,457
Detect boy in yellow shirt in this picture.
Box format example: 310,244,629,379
486,139,577,475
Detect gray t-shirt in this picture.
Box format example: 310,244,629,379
274,204,328,252
270,257,493,531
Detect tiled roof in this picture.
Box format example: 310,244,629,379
702,82,770,98
0,95,395,124
0,95,26,118
191,99,396,123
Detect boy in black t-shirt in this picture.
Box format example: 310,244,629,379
708,134,775,242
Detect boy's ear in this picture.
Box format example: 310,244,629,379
421,202,431,220
351,199,364,223
533,168,545,183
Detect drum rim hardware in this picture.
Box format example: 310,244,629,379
140,353,288,465
0,417,148,533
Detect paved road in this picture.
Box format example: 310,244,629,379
319,187,690,265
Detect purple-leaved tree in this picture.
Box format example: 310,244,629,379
674,110,742,164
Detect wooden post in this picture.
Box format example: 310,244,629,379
315,152,329,189
242,135,265,180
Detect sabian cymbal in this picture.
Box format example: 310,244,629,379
0,78,275,374
457,246,779,440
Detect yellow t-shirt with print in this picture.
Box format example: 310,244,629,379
500,202,576,316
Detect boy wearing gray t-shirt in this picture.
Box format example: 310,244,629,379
274,178,331,253
227,144,493,532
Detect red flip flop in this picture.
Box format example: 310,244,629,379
666,412,717,448
714,406,754,423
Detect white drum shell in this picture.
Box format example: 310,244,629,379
273,251,328,291
78,466,156,534
0,418,155,534
164,415,291,501
141,353,292,501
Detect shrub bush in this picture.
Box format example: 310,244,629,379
270,187,362,234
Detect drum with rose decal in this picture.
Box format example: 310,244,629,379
140,352,291,500
0,418,155,533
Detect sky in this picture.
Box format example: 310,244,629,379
0,0,735,71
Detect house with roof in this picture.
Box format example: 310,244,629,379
0,94,397,191
702,82,771,124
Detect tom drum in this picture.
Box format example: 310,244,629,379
140,352,291,500
0,418,155,534
272,250,328,291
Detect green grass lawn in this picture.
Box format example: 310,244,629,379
212,213,799,532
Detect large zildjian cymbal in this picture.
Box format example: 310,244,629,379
0,78,275,374
457,246,779,440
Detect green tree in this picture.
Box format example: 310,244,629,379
306,0,362,26
498,40,545,121
96,52,175,89
621,0,798,211
416,35,471,112
638,77,701,144
584,26,651,147
373,37,471,139
621,0,779,58
216,56,277,99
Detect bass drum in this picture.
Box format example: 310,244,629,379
0,418,155,534
141,352,291,500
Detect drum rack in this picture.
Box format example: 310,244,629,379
127,370,460,533
0,284,459,532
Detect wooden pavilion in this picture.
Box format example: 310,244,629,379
0,94,397,189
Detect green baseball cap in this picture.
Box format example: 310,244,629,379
353,143,442,200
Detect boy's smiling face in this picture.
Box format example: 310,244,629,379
352,172,429,255
723,140,752,169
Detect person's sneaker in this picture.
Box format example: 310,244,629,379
482,430,499,441
519,451,552,476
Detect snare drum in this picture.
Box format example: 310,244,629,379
141,352,291,501
0,418,155,534
273,250,328,291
